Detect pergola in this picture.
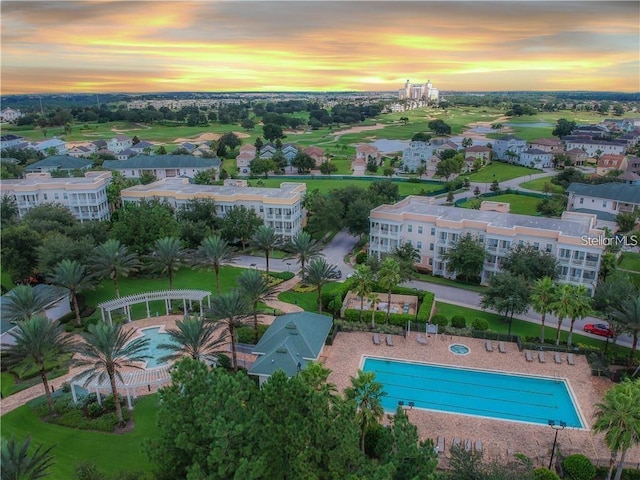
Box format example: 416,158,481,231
70,365,172,408
98,289,212,324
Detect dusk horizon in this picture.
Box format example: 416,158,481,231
2,1,638,95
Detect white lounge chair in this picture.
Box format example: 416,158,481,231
386,334,394,347
498,341,506,353
437,436,445,454
567,353,575,365
474,440,483,453
554,352,562,364
539,351,546,363
525,350,533,362
372,333,380,345
485,340,494,352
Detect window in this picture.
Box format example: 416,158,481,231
54,193,59,200
602,201,607,208
430,228,436,236
429,243,434,251
63,193,68,199
259,206,264,212
417,241,422,249
43,194,48,200
546,244,553,253
579,198,584,204
533,242,539,250
408,225,413,233
418,226,423,234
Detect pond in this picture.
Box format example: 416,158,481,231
371,139,410,153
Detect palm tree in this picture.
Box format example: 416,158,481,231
551,283,574,346
237,269,276,344
285,230,323,277
149,237,186,290
367,291,380,328
48,259,97,327
251,225,281,277
1,435,55,480
208,290,250,372
195,235,235,295
345,370,386,453
304,257,340,314
90,239,140,298
530,277,557,342
0,285,58,323
612,295,640,367
377,257,402,323
593,379,640,480
566,285,592,348
351,264,374,322
158,315,227,364
73,323,150,426
2,316,75,415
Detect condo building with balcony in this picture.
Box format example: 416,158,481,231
369,197,605,294
120,178,306,240
0,171,112,222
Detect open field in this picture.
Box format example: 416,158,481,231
245,177,444,195
1,395,160,478
457,193,541,216
467,162,539,182
519,176,565,193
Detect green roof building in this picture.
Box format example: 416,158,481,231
248,312,333,385
103,155,220,180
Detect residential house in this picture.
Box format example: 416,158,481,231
106,135,133,153
0,108,24,123
67,145,97,158
567,182,640,221
303,146,325,167
0,171,112,222
192,144,212,157
433,139,460,156
616,171,640,186
519,148,553,168
24,155,93,174
0,134,26,149
564,138,627,157
572,125,610,138
129,141,155,156
369,197,605,294
31,137,68,156
281,144,298,165
401,141,438,172
103,155,221,180
236,144,257,174
617,133,639,149
596,155,628,176
529,138,564,154
120,178,306,240
626,156,640,175
464,145,491,163
115,148,138,161
259,144,277,159
565,148,589,166
177,142,197,154
492,135,527,162
355,144,380,164
247,312,333,386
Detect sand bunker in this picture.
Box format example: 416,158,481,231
332,123,386,136
172,131,250,144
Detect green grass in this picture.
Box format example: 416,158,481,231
1,270,14,291
619,252,640,273
467,162,539,183
519,177,565,194
278,282,341,313
414,273,485,292
1,372,17,398
247,178,443,196
458,193,541,216
1,395,160,479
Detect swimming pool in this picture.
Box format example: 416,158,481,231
136,327,177,368
362,357,584,428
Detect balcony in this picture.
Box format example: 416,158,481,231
571,258,585,265
585,260,598,268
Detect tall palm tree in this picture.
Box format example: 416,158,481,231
0,285,58,323
250,225,281,277
551,283,574,346
90,239,140,298
48,259,97,327
530,277,558,342
195,235,235,295
367,291,380,328
149,236,186,290
345,370,386,453
612,295,640,367
1,435,55,480
73,323,150,426
158,315,227,364
377,257,402,323
285,230,322,277
566,285,592,348
208,290,250,372
237,268,276,344
593,379,640,480
2,316,75,415
304,257,340,314
351,264,374,322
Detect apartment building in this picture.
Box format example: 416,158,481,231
0,171,112,221
492,135,527,162
120,178,306,240
369,197,605,294
567,182,640,221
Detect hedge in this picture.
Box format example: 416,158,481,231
270,271,295,281
562,454,596,480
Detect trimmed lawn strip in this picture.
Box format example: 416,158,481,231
278,282,341,313
1,395,160,479
519,177,565,194
457,193,541,216
467,162,540,183
245,177,443,196
619,252,640,272
414,273,485,292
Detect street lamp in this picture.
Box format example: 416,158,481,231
286,262,291,272
548,420,566,470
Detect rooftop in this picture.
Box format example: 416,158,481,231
103,154,220,170
23,155,93,172
567,182,640,204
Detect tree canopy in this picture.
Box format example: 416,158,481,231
442,234,487,282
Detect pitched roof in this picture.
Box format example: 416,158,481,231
103,155,220,170
567,182,640,204
248,312,332,377
25,155,92,172
465,145,490,152
597,154,626,169
496,135,525,142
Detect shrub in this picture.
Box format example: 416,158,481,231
327,297,343,315
416,292,435,323
215,353,232,370
533,468,560,480
236,324,269,344
355,251,368,264
75,462,106,480
293,284,316,293
472,318,489,331
269,271,295,281
563,454,596,480
87,402,104,419
451,315,466,328
431,314,448,326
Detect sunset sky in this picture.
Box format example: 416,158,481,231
1,1,638,94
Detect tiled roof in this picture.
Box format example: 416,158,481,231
103,155,220,170
24,155,92,171
567,182,640,204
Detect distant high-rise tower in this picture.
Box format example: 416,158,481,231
398,79,439,102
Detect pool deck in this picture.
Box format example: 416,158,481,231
324,330,640,467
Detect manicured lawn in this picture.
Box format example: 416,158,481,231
278,282,341,313
1,395,160,479
414,273,485,292
619,252,640,273
467,162,539,183
458,193,541,216
1,270,14,291
246,177,443,196
519,177,565,194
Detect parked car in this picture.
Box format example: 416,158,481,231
583,323,615,338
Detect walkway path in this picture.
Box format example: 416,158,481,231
266,275,303,313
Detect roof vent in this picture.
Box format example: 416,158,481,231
276,347,287,353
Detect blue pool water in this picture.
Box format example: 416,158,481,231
363,357,583,428
137,327,177,368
